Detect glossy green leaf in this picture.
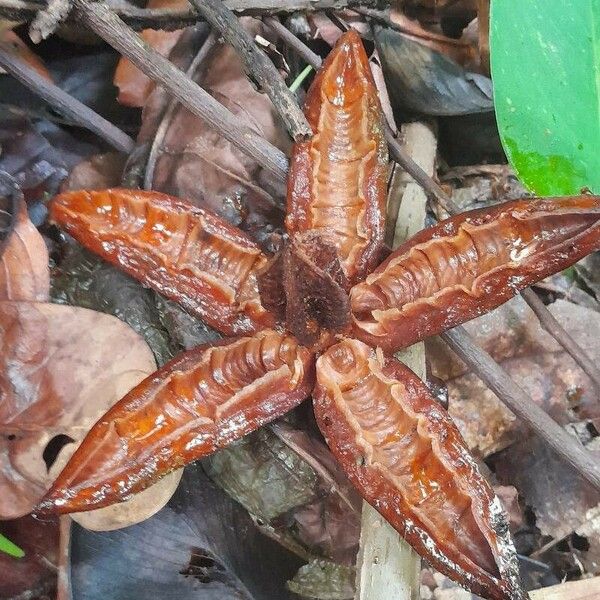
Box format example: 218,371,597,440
490,0,600,195
0,533,24,558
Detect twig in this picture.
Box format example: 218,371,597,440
384,125,459,214
0,42,134,153
264,16,322,69
0,0,380,31
443,326,600,491
72,0,288,183
188,0,311,142
521,287,600,393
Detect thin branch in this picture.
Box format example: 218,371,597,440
72,0,288,183
0,42,134,153
264,16,322,69
0,0,380,31
188,0,311,142
521,287,600,392
443,326,600,491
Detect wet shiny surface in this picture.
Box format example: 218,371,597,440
38,330,315,514
351,196,600,351
50,189,276,335
314,339,523,600
286,31,388,287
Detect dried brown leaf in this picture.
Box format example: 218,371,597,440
0,301,167,520
144,18,289,243
61,152,124,191
0,195,49,302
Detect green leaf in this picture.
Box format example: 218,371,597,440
0,533,24,558
490,0,600,195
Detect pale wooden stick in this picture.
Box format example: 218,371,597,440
355,121,437,600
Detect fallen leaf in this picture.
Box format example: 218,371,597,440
374,24,493,115
144,18,289,244
0,189,49,301
114,0,188,107
69,462,303,600
492,433,600,552
51,245,178,367
61,152,124,191
389,10,479,69
0,301,158,518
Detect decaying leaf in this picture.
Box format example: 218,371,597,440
287,559,355,600
0,301,164,519
144,18,289,243
428,297,600,457
374,24,492,115
114,0,188,107
61,152,124,191
69,463,303,600
205,427,319,522
388,9,479,69
0,189,49,301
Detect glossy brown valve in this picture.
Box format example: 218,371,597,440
313,339,523,600
40,30,600,600
351,196,600,351
37,330,315,514
286,29,388,289
50,188,276,336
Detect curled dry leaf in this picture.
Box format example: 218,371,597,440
144,18,290,243
114,0,188,107
0,300,183,526
388,10,479,69
0,190,49,301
